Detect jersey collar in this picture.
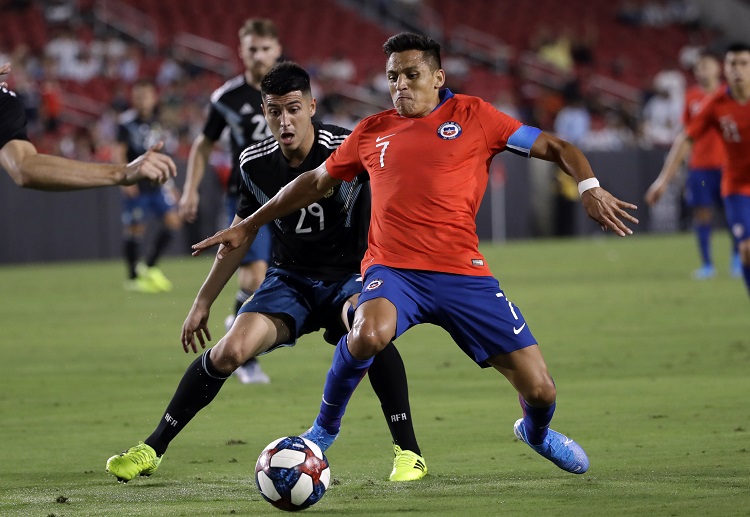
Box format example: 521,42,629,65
431,88,454,113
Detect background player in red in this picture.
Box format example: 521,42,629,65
0,63,175,190
682,42,750,298
646,50,740,279
193,32,637,476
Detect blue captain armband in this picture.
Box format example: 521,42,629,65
506,125,542,157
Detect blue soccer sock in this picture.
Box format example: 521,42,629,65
694,224,712,267
315,334,373,434
519,394,556,446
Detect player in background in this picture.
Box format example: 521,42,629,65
106,62,426,483
645,50,741,279
178,18,280,384
115,79,181,294
0,63,175,190
193,33,638,476
680,42,750,298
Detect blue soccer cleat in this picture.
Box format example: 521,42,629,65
300,422,338,453
692,264,716,280
514,418,589,474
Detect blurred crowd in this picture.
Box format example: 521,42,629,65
0,0,726,165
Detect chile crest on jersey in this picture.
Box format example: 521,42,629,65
437,121,462,140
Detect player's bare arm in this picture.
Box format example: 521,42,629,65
182,216,254,353
192,162,341,258
645,132,694,205
0,139,175,191
179,134,215,222
530,131,638,237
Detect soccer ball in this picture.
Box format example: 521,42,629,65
255,436,331,512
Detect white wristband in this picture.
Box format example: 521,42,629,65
577,178,600,196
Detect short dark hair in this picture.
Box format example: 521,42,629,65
726,42,750,54
260,61,311,98
383,32,442,70
238,18,278,40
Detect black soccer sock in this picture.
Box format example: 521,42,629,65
124,236,140,279
367,342,421,455
145,350,229,456
146,228,174,268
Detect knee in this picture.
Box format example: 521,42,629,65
349,323,391,359
210,338,250,373
521,376,557,407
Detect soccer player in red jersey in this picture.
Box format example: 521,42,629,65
646,50,740,279
651,43,750,298
193,33,638,475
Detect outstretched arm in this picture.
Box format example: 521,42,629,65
192,162,341,258
530,131,638,236
644,132,693,205
0,140,176,191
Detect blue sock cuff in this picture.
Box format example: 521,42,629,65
336,335,373,369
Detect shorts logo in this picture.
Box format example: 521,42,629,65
472,259,484,266
733,223,745,239
437,121,462,140
365,279,384,291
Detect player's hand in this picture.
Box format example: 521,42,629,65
644,180,666,206
122,142,177,185
0,62,10,89
192,223,258,260
178,189,200,223
581,187,638,237
181,305,212,353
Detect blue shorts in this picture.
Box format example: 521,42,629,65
357,265,538,368
238,267,362,353
122,188,176,226
724,194,750,243
225,194,272,265
685,168,722,208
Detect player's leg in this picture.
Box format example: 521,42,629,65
139,190,181,291
105,311,287,482
724,195,750,296
303,267,423,452
231,222,272,383
121,193,157,293
437,273,588,474
337,296,425,480
686,170,719,279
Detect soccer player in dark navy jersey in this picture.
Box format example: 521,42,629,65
115,79,181,293
179,18,280,383
106,62,427,483
0,63,175,190
194,33,638,477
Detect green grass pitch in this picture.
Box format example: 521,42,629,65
1,232,748,516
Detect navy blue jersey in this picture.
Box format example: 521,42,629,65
237,122,369,280
0,87,29,148
117,109,168,192
202,75,270,196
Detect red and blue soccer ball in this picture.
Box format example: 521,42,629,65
255,436,331,512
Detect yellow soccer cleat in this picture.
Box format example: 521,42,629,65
389,444,427,482
106,442,162,482
137,264,173,292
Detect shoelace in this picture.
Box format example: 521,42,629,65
394,451,424,471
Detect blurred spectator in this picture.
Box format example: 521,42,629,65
617,0,643,25
39,77,62,133
640,81,682,147
118,44,142,83
157,53,185,87
44,26,81,78
533,27,574,73
65,46,101,82
553,96,590,146
492,90,521,121
320,51,356,83
582,110,637,151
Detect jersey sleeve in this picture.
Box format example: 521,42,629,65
325,123,365,182
202,102,227,142
236,164,262,219
473,98,526,155
0,89,29,148
685,97,715,142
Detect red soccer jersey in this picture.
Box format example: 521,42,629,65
683,85,726,170
686,88,750,196
325,92,523,277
